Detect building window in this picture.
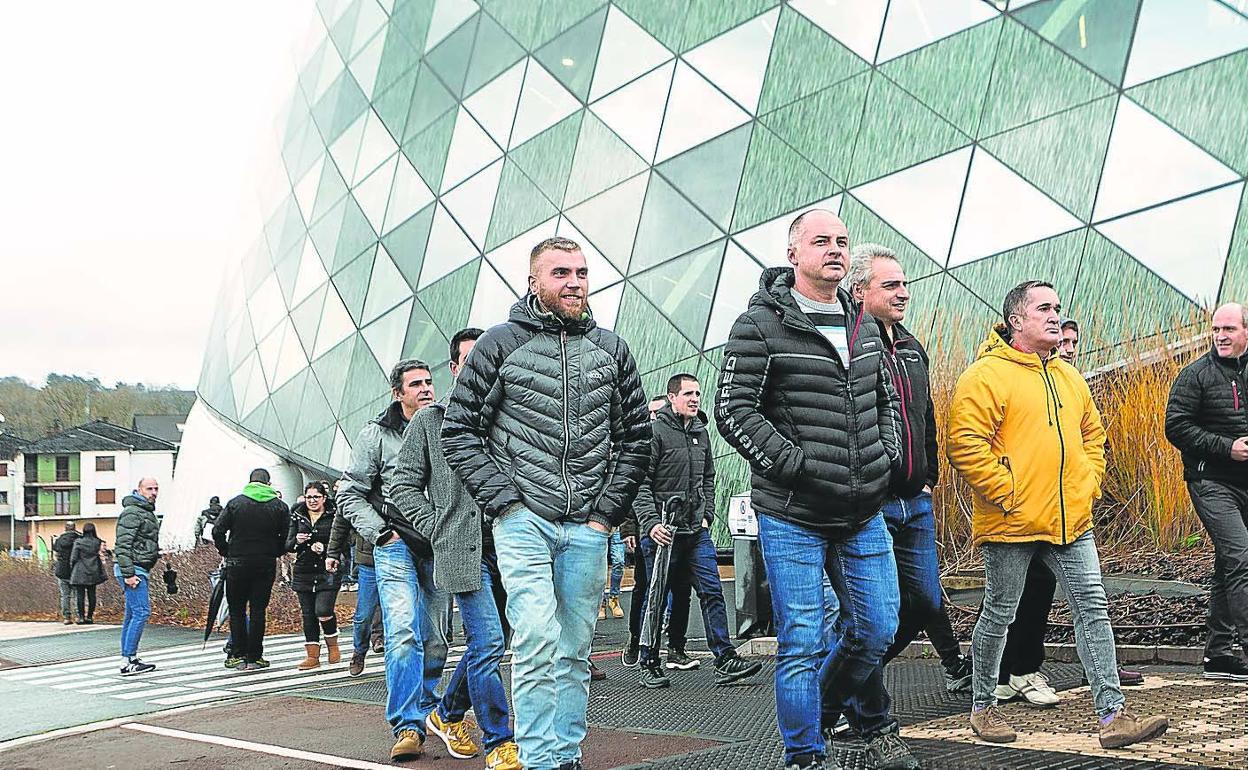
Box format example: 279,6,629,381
24,488,37,514
95,456,115,472
25,455,36,479
0,491,8,506
95,489,116,505
0,462,7,476
55,456,70,482
53,490,72,514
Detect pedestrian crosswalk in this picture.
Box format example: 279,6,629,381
0,634,412,707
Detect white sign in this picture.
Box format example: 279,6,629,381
728,494,757,539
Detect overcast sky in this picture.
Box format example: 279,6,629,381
0,1,317,389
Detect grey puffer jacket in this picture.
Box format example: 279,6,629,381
115,494,161,578
441,295,652,527
391,403,485,593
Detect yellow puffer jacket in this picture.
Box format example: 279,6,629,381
946,326,1107,547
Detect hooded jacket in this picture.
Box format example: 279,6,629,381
286,500,339,592
52,530,80,580
946,325,1107,547
213,483,289,563
194,502,223,542
715,267,901,536
441,294,651,528
633,403,715,537
115,494,161,578
1165,346,1248,488
879,320,939,498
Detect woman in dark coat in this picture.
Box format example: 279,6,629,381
287,481,342,669
69,522,107,624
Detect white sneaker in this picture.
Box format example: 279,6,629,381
1009,672,1060,707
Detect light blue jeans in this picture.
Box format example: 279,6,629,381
493,507,607,770
113,566,151,659
352,564,380,654
604,531,625,598
373,541,427,737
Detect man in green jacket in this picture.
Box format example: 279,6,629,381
114,477,162,675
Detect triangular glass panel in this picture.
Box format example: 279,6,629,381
704,241,765,349
384,154,435,235
400,63,457,143
371,19,422,101
382,201,435,290
588,5,673,102
1218,187,1248,303
467,260,519,330
355,110,400,183
630,240,726,346
655,123,752,230
484,0,605,49
612,285,700,374
510,111,585,210
837,195,942,281
564,172,650,274
401,107,457,192
876,0,999,63
730,192,842,268
347,18,387,100
418,203,481,289
440,107,503,193
846,73,970,187
425,11,478,96
951,229,1085,315
362,297,414,371
683,7,778,114
418,258,482,336
787,0,886,64
534,6,608,102
1015,0,1140,86
588,281,625,331
290,283,328,358
463,12,526,97
248,274,287,342
389,0,437,51
372,57,421,142
485,161,559,251
443,159,504,251
556,217,626,289
425,0,479,53
732,124,839,232
1123,0,1248,88
759,5,869,114
632,174,723,274
403,299,452,365
361,244,412,325
563,112,648,208
511,58,582,148
272,320,310,391
311,334,356,412
330,426,353,473
613,0,684,52
333,247,375,325
589,60,674,164
333,195,378,272
760,72,869,188
340,332,391,415
464,60,525,148
680,0,779,53
273,247,303,308
486,217,559,295
354,154,399,234
654,62,751,163
315,277,359,359
294,155,326,223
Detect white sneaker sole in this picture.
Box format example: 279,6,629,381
424,715,478,759
1202,670,1248,681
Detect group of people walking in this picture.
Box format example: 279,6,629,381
77,208,1248,770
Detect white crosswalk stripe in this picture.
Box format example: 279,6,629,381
0,633,432,707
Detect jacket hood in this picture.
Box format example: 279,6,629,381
975,325,1053,371
752,267,855,318
1208,344,1248,370
242,482,279,503
374,399,410,432
655,403,708,431
123,494,155,511
509,293,596,334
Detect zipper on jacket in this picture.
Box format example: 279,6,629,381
1042,362,1068,544
887,347,914,481
560,330,573,518
1234,381,1241,411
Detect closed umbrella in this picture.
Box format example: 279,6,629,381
202,563,227,650
640,495,684,654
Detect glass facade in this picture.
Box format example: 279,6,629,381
197,0,1248,522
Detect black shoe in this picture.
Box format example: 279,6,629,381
120,659,157,676
945,655,973,693
864,731,920,770
621,637,640,667
589,660,607,681
666,648,701,670
785,753,837,770
1203,655,1248,681
638,664,671,689
714,653,762,685
557,761,584,770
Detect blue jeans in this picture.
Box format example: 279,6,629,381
373,541,428,737
416,556,451,717
353,564,381,654
639,528,734,663
114,569,151,659
493,507,607,770
437,551,513,751
604,531,625,597
759,513,899,762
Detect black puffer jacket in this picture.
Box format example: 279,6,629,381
715,268,900,535
1165,347,1248,488
52,531,80,580
634,405,715,537
287,502,340,592
880,321,939,498
442,294,651,527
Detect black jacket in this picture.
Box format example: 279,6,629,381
213,490,289,564
286,502,339,592
442,294,651,527
69,535,106,586
327,512,373,568
52,531,80,580
879,320,939,498
1165,347,1248,488
634,405,715,537
715,268,901,536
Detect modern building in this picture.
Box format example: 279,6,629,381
168,0,1248,544
15,421,176,552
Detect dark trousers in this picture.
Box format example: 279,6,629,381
225,559,276,662
629,542,648,639
74,584,97,620
1189,480,1248,658
627,533,693,644
997,556,1057,684
924,601,965,669
296,585,340,642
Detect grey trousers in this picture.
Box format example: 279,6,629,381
58,579,73,619
1188,480,1248,659
972,531,1124,717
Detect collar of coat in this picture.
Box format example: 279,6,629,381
508,293,596,334
374,399,410,433
655,402,708,432
976,325,1066,371
753,267,860,328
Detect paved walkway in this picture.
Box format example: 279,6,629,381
0,620,119,641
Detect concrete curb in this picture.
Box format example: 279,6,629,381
736,637,1204,666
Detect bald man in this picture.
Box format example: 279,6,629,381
716,210,913,770
1166,303,1248,681
114,477,162,675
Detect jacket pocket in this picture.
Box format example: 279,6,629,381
997,456,1017,514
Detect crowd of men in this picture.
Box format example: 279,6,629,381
94,210,1248,770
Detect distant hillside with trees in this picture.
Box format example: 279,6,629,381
0,375,194,440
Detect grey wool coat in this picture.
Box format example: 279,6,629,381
389,402,485,594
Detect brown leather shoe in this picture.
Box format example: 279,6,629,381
349,651,366,677
970,706,1017,743
1099,708,1168,749
325,633,341,664
296,643,321,671
391,729,424,760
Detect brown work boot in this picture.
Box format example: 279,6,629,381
296,643,321,671
970,706,1017,743
391,729,424,760
349,650,366,677
325,633,341,664
1099,708,1168,749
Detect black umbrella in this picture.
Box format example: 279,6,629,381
640,495,684,654
202,564,227,650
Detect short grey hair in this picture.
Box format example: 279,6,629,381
787,209,837,250
847,243,899,293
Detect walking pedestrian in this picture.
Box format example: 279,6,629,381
52,521,80,625
114,478,162,675
715,210,913,770
948,280,1168,748
635,373,761,689
213,469,289,671
442,236,651,770
194,496,223,543
600,532,626,620
1166,302,1248,681
69,522,106,624
338,359,441,762
288,481,342,670
326,509,383,677
392,326,522,770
